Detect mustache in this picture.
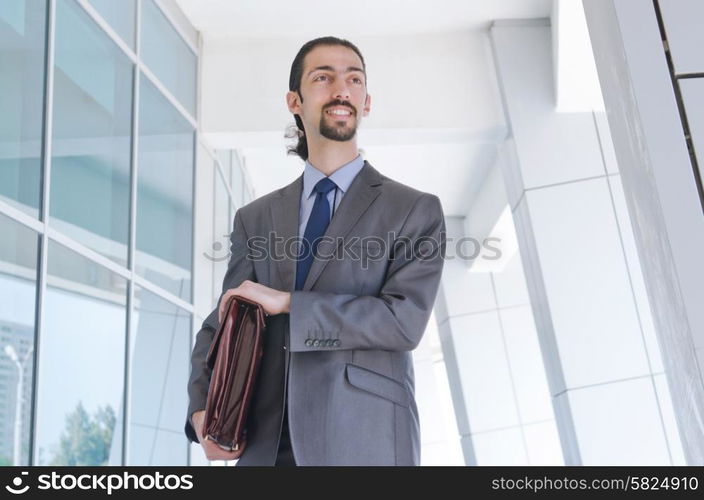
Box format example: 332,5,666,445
324,100,356,114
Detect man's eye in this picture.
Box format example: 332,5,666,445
314,75,328,81
352,77,362,84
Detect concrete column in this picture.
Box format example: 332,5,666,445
583,0,704,465
434,164,563,465
488,18,685,465
411,310,465,465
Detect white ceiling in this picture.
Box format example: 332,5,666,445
175,0,553,218
176,0,551,39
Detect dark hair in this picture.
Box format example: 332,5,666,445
285,36,367,161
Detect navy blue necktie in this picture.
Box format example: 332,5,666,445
295,177,338,290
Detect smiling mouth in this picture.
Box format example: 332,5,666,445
325,108,354,118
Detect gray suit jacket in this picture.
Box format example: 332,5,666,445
185,160,446,465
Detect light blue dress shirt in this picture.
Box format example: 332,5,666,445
298,153,365,238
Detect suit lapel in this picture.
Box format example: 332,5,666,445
270,160,383,292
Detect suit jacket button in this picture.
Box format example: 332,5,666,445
333,339,341,347
313,339,320,347
305,339,313,347
325,339,334,347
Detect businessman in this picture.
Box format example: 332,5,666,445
185,36,446,466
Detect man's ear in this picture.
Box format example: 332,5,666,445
286,91,301,114
362,93,371,117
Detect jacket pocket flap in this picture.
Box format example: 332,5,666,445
345,363,410,407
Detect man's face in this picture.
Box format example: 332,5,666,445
287,45,371,142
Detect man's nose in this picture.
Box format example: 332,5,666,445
332,80,351,100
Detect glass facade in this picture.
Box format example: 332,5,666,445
128,286,189,465
36,240,126,466
50,0,134,266
0,214,39,466
0,0,251,467
87,0,136,49
140,0,197,115
135,77,194,302
0,0,47,219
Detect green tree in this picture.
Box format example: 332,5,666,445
51,401,116,466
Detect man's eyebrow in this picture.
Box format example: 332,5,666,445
307,65,366,77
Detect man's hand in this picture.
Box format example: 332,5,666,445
192,410,246,461
218,280,291,323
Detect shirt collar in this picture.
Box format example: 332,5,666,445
303,153,365,200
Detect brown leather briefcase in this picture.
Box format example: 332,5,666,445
202,295,266,452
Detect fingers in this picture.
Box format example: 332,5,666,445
218,294,226,324
191,410,206,442
218,291,234,324
232,441,246,460
218,283,251,323
202,439,245,461
218,288,242,324
218,281,274,322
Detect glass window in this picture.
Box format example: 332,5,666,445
0,0,47,218
50,0,134,267
35,240,126,466
88,0,136,49
136,77,194,302
0,214,39,466
128,287,189,465
213,164,230,305
140,0,196,116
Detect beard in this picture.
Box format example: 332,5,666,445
318,110,357,141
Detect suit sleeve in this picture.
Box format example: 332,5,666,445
184,208,256,443
289,193,446,353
